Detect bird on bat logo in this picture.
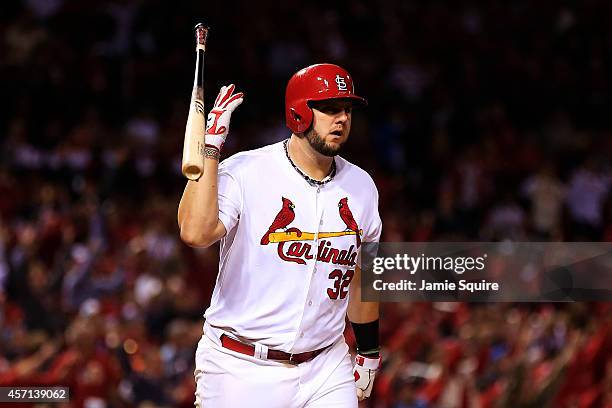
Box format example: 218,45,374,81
261,197,297,245
338,197,361,248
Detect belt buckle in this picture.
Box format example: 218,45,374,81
288,353,297,365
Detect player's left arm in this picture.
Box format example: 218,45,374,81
347,265,379,323
348,265,381,402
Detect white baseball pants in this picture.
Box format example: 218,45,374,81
194,330,358,408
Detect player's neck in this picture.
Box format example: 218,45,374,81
288,135,334,181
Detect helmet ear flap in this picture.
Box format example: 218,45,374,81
288,104,313,133
290,108,301,122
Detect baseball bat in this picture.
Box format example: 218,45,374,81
181,23,209,180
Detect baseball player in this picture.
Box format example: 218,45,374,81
178,63,382,407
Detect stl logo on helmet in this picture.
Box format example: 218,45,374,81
335,74,348,91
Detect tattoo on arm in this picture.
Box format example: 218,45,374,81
204,146,220,160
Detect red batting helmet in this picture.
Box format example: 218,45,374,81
285,63,367,134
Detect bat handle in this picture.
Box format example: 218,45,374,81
194,23,209,50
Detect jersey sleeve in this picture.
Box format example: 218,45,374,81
363,184,382,244
364,209,382,243
357,184,383,268
217,160,243,234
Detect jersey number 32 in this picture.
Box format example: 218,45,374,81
327,269,354,300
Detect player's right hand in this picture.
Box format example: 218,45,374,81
205,84,244,152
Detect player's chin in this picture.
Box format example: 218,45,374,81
322,141,344,156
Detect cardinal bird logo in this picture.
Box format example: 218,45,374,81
260,197,296,245
338,197,361,248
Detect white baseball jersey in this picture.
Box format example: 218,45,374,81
203,139,382,353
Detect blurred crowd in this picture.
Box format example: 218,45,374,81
1,0,611,407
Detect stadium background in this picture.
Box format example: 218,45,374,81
1,0,611,407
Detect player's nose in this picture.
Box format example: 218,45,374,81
335,109,349,123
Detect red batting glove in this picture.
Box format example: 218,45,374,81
205,84,243,152
353,354,381,401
